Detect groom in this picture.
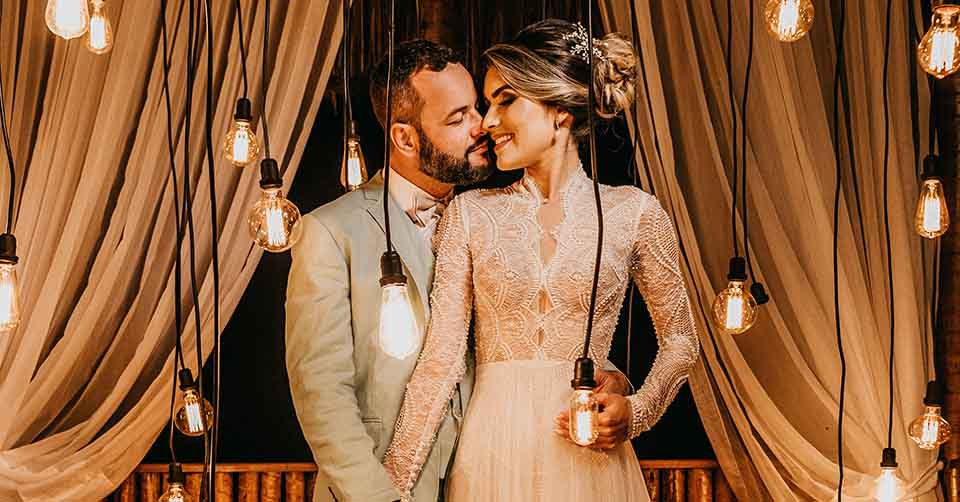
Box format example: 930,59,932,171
285,40,632,502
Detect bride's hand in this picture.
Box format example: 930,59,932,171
553,393,631,449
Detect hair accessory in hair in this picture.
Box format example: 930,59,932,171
562,23,606,63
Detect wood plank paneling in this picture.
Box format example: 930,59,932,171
688,468,713,502
643,468,660,501
261,472,282,502
216,472,233,502
139,473,161,502
664,469,686,502
285,471,306,502
238,472,260,502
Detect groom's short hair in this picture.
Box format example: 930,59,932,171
369,40,464,130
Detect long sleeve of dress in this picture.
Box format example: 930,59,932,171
382,196,473,501
626,196,700,438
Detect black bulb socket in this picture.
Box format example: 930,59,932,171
167,462,186,485
922,154,941,181
727,257,747,281
750,282,770,305
0,233,17,264
880,447,898,468
259,158,283,190
379,251,407,287
571,357,597,389
234,98,253,122
178,368,197,391
348,119,360,139
924,380,945,406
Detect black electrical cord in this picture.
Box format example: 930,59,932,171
382,0,395,254
342,0,353,164
0,0,16,236
202,0,222,498
234,0,250,99
581,3,603,361
160,0,187,464
740,0,756,282
726,0,739,259
261,0,273,160
832,0,849,498
881,0,895,452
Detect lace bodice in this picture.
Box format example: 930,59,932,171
383,168,700,499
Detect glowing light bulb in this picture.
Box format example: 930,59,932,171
84,2,113,54
377,251,420,360
160,464,192,502
223,99,260,167
248,188,303,252
919,5,960,78
173,370,213,437
875,448,901,502
0,235,22,331
0,263,21,331
712,258,758,335
158,484,191,502
568,388,599,446
908,405,951,450
45,0,89,40
341,128,369,191
248,159,303,253
915,178,949,239
764,0,814,42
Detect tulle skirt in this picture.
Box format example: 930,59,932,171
447,360,650,502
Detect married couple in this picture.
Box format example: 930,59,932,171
285,19,700,502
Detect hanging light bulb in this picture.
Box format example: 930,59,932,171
712,257,758,335
918,4,960,79
876,448,901,502
377,251,420,359
340,121,369,191
763,0,814,42
173,369,214,437
914,155,949,239
909,381,952,450
223,98,260,167
568,358,599,446
45,0,90,40
0,234,21,332
158,463,193,502
248,159,303,253
84,1,113,55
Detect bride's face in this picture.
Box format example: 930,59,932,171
481,68,558,171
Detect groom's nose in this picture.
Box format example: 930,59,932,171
468,109,486,139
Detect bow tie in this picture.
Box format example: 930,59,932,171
411,195,450,228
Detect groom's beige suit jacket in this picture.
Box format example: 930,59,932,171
285,171,471,502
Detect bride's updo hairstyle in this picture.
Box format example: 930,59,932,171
482,19,638,140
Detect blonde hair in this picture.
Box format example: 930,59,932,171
483,19,637,139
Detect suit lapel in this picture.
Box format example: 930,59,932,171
363,172,432,318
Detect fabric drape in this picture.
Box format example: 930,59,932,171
601,1,940,500
0,1,342,500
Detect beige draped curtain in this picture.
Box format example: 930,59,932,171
601,0,941,500
0,1,343,500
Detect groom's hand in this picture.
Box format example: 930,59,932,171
553,393,631,449
595,369,631,395
593,393,631,449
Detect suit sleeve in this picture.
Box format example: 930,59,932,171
285,213,401,502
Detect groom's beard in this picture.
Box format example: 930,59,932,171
418,129,493,186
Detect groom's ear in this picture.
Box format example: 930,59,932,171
389,123,420,158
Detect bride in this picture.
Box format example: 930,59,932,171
383,19,700,501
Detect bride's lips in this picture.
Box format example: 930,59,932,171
492,133,513,152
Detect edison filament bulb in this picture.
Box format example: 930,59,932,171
378,251,420,359
918,4,960,78
173,369,214,437
764,0,814,42
85,1,113,54
223,98,260,167
159,464,193,502
909,381,951,450
875,448,901,502
341,122,369,191
0,234,22,331
568,357,599,446
712,258,757,335
45,0,90,39
248,159,303,253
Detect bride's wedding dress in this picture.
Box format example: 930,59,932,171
383,168,700,501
